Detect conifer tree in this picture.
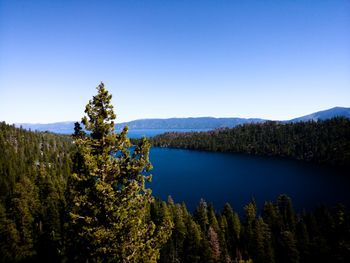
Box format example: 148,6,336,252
277,195,296,232
67,82,171,262
208,204,220,234
279,231,300,263
207,225,221,261
183,218,202,263
243,200,257,261
232,212,241,242
194,198,209,233
252,217,275,263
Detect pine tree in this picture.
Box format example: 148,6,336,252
10,175,40,260
194,198,209,233
183,218,202,263
208,204,220,234
207,225,221,261
277,195,296,232
0,204,21,262
67,82,171,262
243,200,257,261
278,231,300,263
222,203,235,257
232,212,241,242
251,217,275,263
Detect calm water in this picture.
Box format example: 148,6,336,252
148,147,350,212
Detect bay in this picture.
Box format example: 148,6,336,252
148,147,350,212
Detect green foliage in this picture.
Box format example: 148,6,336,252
1,86,350,262
66,83,171,262
277,195,296,232
207,225,221,261
151,118,350,166
155,196,350,263
0,122,72,262
194,199,209,233
252,217,275,263
278,231,299,263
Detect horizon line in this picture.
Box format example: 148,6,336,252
9,106,350,125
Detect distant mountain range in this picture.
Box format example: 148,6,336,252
114,117,265,130
288,107,350,122
15,107,350,134
17,122,76,134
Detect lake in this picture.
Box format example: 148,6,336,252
148,147,350,212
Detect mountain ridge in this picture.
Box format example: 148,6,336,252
14,106,350,134
288,106,350,122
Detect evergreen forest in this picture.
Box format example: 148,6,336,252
150,118,350,167
0,84,349,262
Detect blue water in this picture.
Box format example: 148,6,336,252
148,147,350,212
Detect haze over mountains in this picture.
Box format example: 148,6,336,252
15,107,350,134
288,107,350,122
115,117,265,130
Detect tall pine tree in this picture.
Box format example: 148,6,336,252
67,82,171,262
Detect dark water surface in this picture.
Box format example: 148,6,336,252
148,147,350,212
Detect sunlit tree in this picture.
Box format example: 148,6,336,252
67,82,171,262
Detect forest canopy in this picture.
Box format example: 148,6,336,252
0,83,349,262
150,117,350,167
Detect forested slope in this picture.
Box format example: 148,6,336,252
153,195,350,263
1,121,350,262
0,122,72,261
151,118,350,166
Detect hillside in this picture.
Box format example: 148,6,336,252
115,117,265,130
15,106,350,134
289,107,350,122
151,117,350,166
1,121,350,262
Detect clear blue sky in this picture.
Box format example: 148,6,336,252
0,0,349,123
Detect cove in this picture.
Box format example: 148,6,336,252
148,147,350,212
